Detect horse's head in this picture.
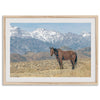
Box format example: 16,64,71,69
49,47,54,56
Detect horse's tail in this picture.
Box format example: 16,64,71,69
75,53,77,65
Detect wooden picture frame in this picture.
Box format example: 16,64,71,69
3,16,98,85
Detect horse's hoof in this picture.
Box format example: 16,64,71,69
72,67,74,70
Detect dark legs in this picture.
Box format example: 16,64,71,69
71,60,75,70
60,61,63,69
57,59,63,69
56,57,76,70
57,59,75,70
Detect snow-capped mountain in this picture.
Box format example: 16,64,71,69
10,26,90,43
10,27,65,43
31,28,65,43
10,26,91,54
81,31,91,37
10,26,31,38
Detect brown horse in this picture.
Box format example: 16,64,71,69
50,47,77,69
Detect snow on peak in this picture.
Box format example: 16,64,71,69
35,28,46,31
81,31,91,37
10,26,31,38
10,26,91,44
83,33,90,37
31,28,63,43
10,26,64,43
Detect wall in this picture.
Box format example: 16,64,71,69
0,0,99,100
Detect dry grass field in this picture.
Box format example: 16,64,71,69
10,58,91,77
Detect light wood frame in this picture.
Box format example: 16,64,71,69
3,15,98,85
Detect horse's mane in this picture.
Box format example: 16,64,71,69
53,48,61,52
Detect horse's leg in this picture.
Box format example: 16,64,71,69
60,59,63,69
70,60,74,70
57,58,63,69
72,57,76,69
56,58,61,68
60,60,63,69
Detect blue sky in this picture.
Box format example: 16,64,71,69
10,23,91,33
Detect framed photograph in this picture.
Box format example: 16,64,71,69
3,16,98,85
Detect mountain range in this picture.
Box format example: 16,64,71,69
10,47,91,62
10,26,91,54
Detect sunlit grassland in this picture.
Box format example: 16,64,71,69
10,58,91,77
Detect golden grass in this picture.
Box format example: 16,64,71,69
10,58,91,77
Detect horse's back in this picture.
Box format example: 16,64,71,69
62,50,76,55
60,50,76,60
